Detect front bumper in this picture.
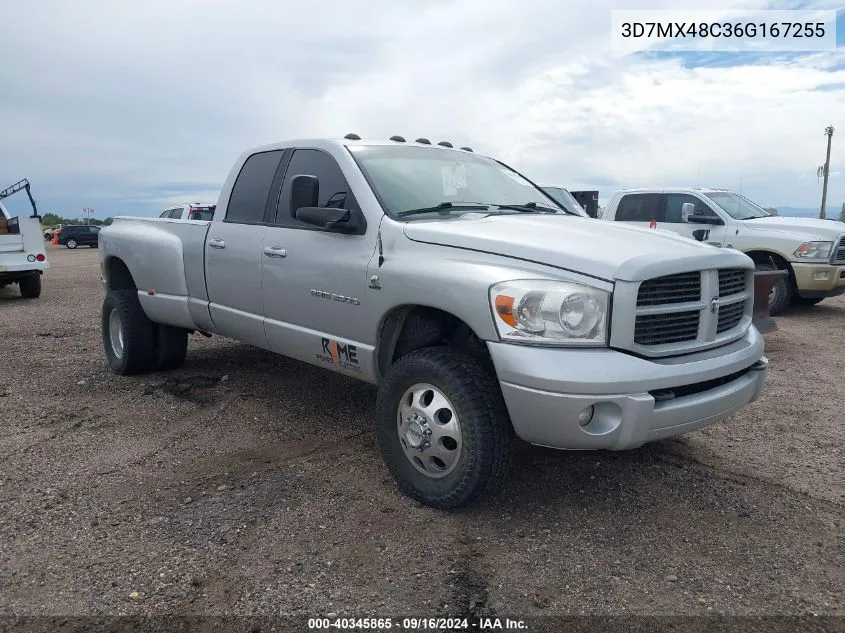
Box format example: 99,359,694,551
791,262,845,298
488,327,767,451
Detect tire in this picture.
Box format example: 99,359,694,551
791,296,823,307
156,325,189,371
375,347,512,509
101,289,157,375
66,238,78,249
755,262,791,316
19,275,41,298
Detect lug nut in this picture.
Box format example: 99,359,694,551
424,428,432,436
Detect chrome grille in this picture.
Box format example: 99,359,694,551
718,269,746,297
635,310,700,345
636,271,701,306
833,236,845,264
717,301,744,333
624,268,753,356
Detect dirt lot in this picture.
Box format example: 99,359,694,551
1,245,843,623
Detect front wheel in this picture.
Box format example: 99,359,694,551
102,289,157,375
66,238,78,249
375,347,512,509
755,262,791,316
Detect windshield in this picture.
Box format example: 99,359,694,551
541,186,587,216
704,191,771,220
348,145,571,219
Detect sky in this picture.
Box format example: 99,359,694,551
0,0,843,219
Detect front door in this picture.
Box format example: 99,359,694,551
261,148,379,380
663,193,728,246
205,149,284,348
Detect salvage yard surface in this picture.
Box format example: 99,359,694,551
0,246,843,619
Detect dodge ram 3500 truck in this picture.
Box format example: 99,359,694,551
601,188,845,315
98,137,768,509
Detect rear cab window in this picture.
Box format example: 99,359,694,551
615,194,661,222
225,150,285,224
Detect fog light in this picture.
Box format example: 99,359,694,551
27,254,36,262
578,405,595,427
812,271,830,281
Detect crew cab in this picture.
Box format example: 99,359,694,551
0,201,48,298
601,188,845,314
97,137,768,509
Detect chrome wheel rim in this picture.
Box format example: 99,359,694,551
397,383,462,479
67,239,77,248
108,308,124,359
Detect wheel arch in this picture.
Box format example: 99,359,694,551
743,249,796,288
104,256,137,291
375,304,493,381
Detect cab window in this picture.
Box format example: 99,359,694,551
615,194,661,222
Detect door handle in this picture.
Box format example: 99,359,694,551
263,246,287,258
208,238,226,249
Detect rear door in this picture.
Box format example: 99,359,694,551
613,193,663,231
205,149,285,348
260,148,376,375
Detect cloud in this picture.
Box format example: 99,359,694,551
0,0,842,218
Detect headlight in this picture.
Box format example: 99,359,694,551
794,241,832,260
490,280,609,346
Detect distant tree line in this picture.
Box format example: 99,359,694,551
41,213,113,226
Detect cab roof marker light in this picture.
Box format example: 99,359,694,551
344,133,361,140
415,138,432,144
437,141,453,148
389,135,406,143
460,146,473,152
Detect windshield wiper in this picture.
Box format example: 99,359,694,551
394,202,491,218
492,202,561,214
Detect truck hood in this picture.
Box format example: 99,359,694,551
402,214,752,282
741,216,845,240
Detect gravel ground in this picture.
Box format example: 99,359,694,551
0,245,843,624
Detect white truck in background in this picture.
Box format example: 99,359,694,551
0,179,48,298
601,188,845,315
158,203,217,221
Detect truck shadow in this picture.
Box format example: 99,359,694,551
175,341,748,512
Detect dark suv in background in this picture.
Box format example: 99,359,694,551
57,225,101,249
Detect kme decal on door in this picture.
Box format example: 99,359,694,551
316,338,361,373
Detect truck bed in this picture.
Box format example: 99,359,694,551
98,217,213,332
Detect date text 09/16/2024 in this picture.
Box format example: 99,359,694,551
308,617,528,630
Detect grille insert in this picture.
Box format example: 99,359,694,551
718,269,745,297
717,302,744,333
636,272,701,306
634,310,700,345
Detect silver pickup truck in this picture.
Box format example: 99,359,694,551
98,136,768,508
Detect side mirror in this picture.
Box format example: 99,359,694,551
290,175,320,214
681,203,695,223
686,209,723,225
295,206,367,234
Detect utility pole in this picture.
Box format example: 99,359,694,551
820,125,834,219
